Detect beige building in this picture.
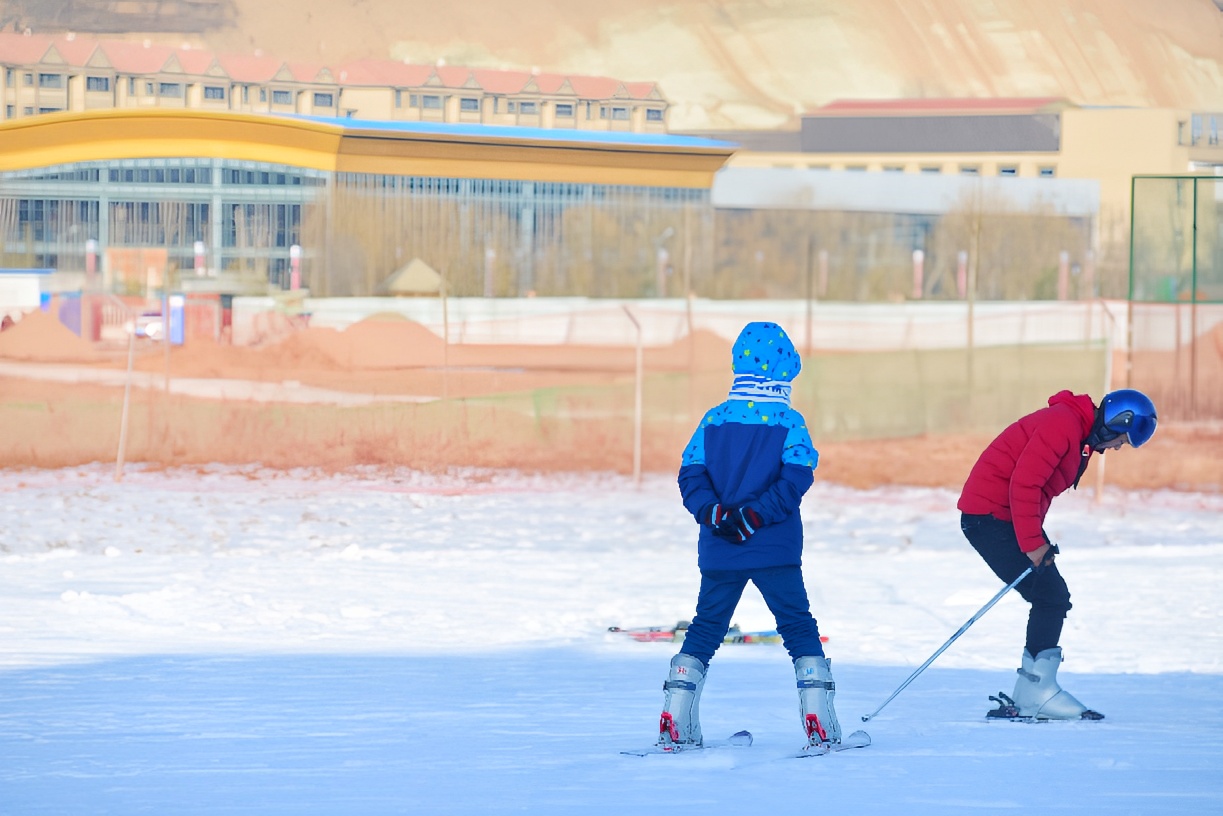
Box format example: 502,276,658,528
0,32,669,133
708,98,1223,244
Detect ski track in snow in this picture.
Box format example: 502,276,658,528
0,465,1220,814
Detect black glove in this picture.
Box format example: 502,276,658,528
698,503,727,528
1032,542,1060,575
715,506,763,543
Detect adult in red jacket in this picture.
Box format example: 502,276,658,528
958,388,1157,721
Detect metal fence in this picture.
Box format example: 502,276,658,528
1129,176,1223,421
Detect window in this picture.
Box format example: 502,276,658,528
312,92,333,107
4,68,12,83
460,97,480,112
204,86,226,100
145,82,154,95
519,101,538,114
646,108,664,122
38,107,60,114
86,76,110,92
23,73,33,86
611,107,629,120
883,165,905,173
421,95,442,109
242,85,249,103
920,165,941,174
39,73,62,88
409,94,418,107
999,165,1018,176
555,103,574,117
158,83,182,98
845,165,867,172
259,88,267,102
22,106,33,115
508,101,516,112
5,105,13,118
1038,166,1056,177
272,90,293,105
395,89,403,108
959,165,980,176
128,77,136,94
599,106,608,119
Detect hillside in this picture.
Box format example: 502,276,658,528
4,0,1223,130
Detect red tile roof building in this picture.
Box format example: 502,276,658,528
0,32,669,132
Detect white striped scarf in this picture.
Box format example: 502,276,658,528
728,374,791,406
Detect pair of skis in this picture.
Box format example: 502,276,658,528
621,712,871,758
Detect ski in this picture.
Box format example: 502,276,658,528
791,729,871,758
608,621,827,645
621,729,753,757
985,691,1104,722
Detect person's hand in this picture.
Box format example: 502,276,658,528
698,503,727,528
714,506,763,543
1028,542,1060,574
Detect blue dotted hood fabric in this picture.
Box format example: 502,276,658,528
731,321,802,383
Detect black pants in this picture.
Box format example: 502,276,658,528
959,513,1072,656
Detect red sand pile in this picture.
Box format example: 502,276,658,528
0,310,100,363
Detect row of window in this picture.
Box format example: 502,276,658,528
4,70,339,107
7,160,329,188
807,163,1058,177
10,197,304,249
392,91,660,121
5,69,662,120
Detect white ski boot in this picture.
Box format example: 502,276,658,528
1010,647,1103,720
658,653,705,749
795,655,841,746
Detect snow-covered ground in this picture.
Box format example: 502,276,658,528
1,466,1220,814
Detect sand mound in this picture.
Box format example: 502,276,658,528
259,327,348,370
0,310,100,363
332,318,447,369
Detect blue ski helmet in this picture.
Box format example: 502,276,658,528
1098,389,1158,448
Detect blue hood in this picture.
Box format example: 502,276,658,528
731,322,802,383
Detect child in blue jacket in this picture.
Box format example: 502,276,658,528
655,321,839,751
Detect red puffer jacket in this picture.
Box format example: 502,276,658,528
957,390,1097,553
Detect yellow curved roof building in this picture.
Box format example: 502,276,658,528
0,108,733,188
0,109,734,298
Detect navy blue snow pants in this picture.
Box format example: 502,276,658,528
679,564,825,668
960,513,1073,656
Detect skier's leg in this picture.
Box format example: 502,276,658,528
1020,562,1072,655
657,570,745,748
750,565,825,660
678,570,749,667
794,655,841,745
961,513,1072,654
658,653,707,746
751,565,839,745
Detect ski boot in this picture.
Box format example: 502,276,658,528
1007,647,1104,721
657,653,705,750
795,655,841,748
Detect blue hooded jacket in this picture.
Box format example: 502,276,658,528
677,322,817,570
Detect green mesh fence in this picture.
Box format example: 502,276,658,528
1130,176,1223,421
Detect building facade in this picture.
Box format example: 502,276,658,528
0,109,730,300
0,32,670,134
708,98,1223,238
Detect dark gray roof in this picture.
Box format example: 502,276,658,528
799,114,1061,153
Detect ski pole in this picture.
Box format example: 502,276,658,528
860,566,1033,723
